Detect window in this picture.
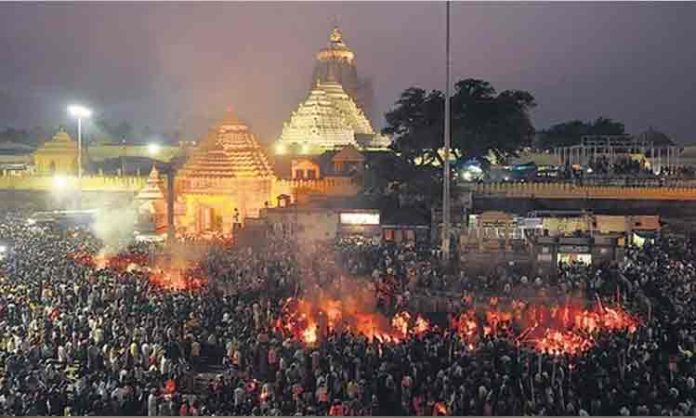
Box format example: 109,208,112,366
307,169,316,179
295,169,304,179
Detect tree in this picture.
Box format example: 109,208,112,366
384,79,536,169
536,117,625,150
379,79,536,197
383,87,444,167
451,79,536,165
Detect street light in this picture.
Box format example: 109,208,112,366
147,143,161,156
68,104,92,185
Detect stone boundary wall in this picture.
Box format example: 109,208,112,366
475,182,696,200
0,175,147,192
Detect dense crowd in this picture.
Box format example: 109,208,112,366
1,212,696,416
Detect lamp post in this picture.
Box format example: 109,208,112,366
68,104,93,199
441,0,452,261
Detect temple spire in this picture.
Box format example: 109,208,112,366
221,107,241,126
329,25,345,47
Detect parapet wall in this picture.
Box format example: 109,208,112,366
0,175,147,192
474,182,696,201
277,177,361,197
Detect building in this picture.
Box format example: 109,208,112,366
259,205,381,243
134,165,168,236
531,235,623,275
0,141,34,174
33,128,78,174
275,79,389,155
312,26,373,119
175,110,276,235
553,132,681,174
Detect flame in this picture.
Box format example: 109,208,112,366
276,298,431,345
452,299,639,356
533,329,593,356
302,323,318,345
68,250,205,292
434,401,448,416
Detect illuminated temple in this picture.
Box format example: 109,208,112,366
139,26,385,236
275,27,389,156
33,128,78,174
174,110,276,234
313,26,373,119
276,79,389,155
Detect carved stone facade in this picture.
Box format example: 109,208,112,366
175,110,275,235
275,80,388,155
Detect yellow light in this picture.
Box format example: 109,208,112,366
275,144,286,155
147,143,161,156
67,104,93,119
53,175,68,189
301,144,310,154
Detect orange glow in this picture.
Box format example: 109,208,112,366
434,401,449,416
452,299,639,356
68,250,206,292
275,297,432,345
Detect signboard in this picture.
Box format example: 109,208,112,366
558,245,591,253
339,212,380,225
518,217,544,229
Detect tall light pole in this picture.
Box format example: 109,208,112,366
68,104,93,188
441,0,452,261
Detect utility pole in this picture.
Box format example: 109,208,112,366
441,0,452,261
167,169,175,243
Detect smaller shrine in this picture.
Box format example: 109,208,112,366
33,128,79,174
134,164,168,235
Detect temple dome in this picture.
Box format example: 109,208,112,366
35,128,78,154
177,112,274,179
316,25,355,63
276,80,386,154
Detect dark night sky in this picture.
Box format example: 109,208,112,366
1,2,695,144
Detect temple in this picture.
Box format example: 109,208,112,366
275,79,389,155
134,164,168,235
312,26,375,125
175,110,276,235
33,128,78,174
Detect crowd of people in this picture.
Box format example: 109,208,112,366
1,211,696,416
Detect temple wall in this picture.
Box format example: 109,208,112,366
87,144,181,162
277,177,361,201
33,154,77,175
0,174,147,192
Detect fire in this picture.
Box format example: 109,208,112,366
452,299,639,356
302,323,318,345
68,250,205,292
434,401,449,416
532,329,593,356
276,297,431,345
391,311,411,337
414,315,430,335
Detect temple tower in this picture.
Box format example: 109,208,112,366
312,26,373,120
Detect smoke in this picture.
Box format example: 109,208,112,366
91,206,138,256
